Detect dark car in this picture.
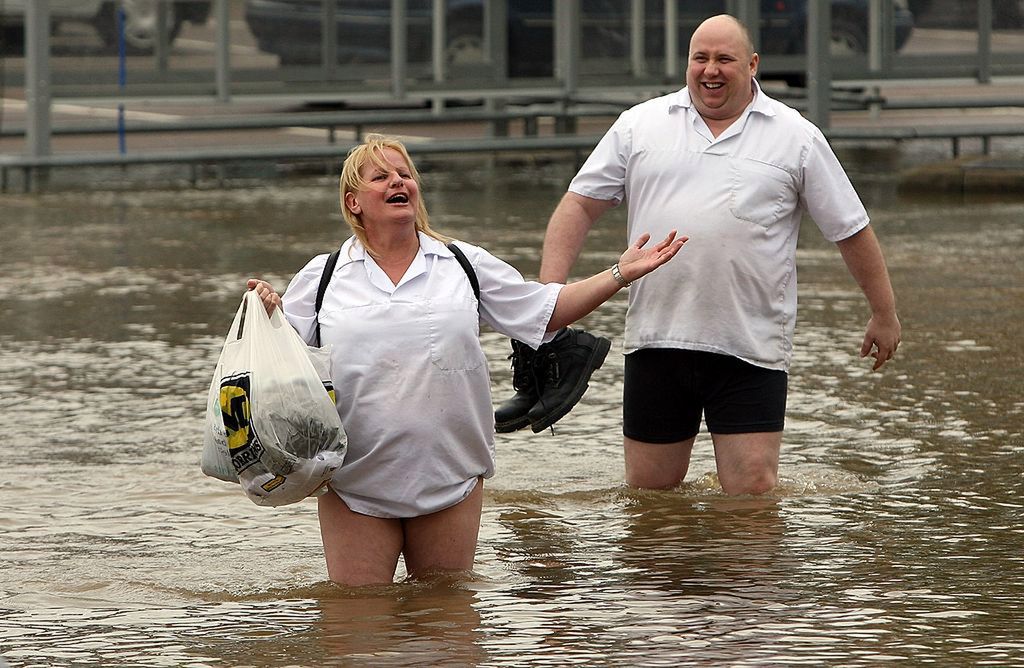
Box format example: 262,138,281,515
245,0,914,78
908,0,1023,29
0,0,211,54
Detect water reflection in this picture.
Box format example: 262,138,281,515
612,494,791,598
314,581,485,666
1,167,1023,666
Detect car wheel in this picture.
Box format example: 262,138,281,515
830,17,867,56
95,0,183,54
445,26,485,68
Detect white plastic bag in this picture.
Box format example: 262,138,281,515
201,290,347,506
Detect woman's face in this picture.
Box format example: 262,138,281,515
345,148,420,228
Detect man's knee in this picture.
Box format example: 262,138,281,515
719,466,777,495
624,438,694,489
712,432,781,496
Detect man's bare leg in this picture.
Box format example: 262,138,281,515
711,432,781,495
624,436,696,489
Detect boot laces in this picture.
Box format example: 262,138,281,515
541,352,561,386
509,342,548,391
531,352,560,436
508,346,532,390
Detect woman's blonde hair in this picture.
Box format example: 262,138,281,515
338,134,447,257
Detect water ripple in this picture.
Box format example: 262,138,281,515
1,179,1022,666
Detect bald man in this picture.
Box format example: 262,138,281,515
535,14,901,495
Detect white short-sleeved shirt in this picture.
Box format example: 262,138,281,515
281,233,562,518
570,80,869,371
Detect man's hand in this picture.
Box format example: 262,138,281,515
861,312,901,371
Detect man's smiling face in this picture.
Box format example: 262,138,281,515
686,15,759,128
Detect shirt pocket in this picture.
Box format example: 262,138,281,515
426,297,485,372
729,157,795,228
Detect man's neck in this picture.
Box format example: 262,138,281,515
703,115,739,138
700,81,757,138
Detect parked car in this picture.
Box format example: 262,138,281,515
0,0,211,54
244,0,914,79
908,0,1024,29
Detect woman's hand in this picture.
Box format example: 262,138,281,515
246,278,281,315
616,231,688,283
546,230,689,332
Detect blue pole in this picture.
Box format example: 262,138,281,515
117,5,127,154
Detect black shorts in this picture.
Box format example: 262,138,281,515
623,348,787,443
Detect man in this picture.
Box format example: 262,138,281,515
532,14,901,494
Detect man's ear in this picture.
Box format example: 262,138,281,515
750,52,759,78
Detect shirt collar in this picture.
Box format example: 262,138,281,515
749,79,775,117
335,232,452,276
339,231,444,293
419,233,454,258
669,78,775,119
338,230,449,266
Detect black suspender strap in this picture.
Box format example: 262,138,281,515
314,248,341,348
446,241,480,301
312,241,479,347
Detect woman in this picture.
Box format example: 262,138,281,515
248,134,686,586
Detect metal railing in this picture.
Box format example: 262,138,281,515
2,0,1022,189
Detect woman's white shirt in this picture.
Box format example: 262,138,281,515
281,233,562,518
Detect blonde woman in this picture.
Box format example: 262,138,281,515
248,134,686,586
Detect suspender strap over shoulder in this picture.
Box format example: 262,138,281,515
312,241,479,348
446,242,480,301
314,249,341,348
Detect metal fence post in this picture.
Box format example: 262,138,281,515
487,0,508,137
322,0,338,79
391,0,408,99
215,0,231,102
733,0,760,52
978,0,993,83
117,5,127,154
553,0,580,133
631,0,646,77
25,0,51,184
431,0,446,113
555,0,580,98
488,0,508,82
868,0,883,119
156,0,170,72
664,0,678,80
868,0,895,73
806,0,832,130
554,0,580,136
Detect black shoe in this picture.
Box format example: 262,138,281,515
527,327,611,433
494,339,540,433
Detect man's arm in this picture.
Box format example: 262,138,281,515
539,192,617,283
836,225,901,371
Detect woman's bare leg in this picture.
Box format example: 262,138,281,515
402,478,484,577
318,490,403,586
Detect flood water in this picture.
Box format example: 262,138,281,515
1,157,1022,667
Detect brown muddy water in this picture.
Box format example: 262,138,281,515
0,160,1022,667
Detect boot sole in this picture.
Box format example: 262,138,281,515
530,336,612,433
495,414,532,433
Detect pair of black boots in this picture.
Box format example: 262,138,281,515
494,327,612,433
